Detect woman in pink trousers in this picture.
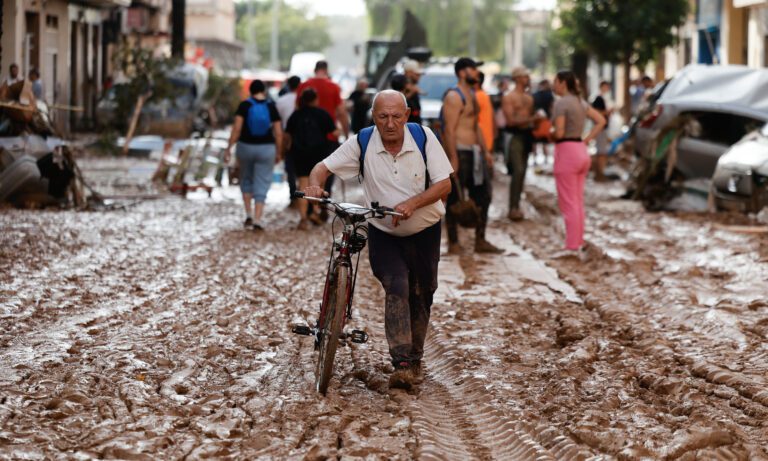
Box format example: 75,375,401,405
551,70,606,252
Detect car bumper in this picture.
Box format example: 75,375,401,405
712,172,768,213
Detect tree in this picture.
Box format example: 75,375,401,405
365,0,516,63
235,1,331,70
559,0,689,118
111,41,181,153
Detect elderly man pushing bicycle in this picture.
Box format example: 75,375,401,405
304,90,453,389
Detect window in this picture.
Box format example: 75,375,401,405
684,111,764,146
46,15,58,30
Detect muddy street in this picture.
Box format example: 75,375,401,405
2,159,768,459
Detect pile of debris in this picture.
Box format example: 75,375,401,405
0,80,87,209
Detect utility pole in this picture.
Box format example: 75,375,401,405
469,0,477,57
246,0,259,68
270,0,280,70
171,0,186,60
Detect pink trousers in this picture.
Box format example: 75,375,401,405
554,141,591,250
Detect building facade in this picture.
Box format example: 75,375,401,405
1,0,130,133
664,0,767,77
185,0,243,72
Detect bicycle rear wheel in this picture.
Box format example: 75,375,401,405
315,264,349,395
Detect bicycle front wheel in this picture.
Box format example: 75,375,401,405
315,264,349,395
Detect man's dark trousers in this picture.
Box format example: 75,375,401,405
446,149,492,243
368,222,441,366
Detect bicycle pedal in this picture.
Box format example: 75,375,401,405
349,329,368,344
291,324,313,336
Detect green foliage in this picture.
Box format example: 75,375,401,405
235,0,332,69
365,0,516,62
559,0,689,68
203,72,242,126
110,42,181,131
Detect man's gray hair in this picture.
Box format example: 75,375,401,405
372,89,407,110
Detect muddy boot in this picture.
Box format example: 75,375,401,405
388,362,414,390
507,208,524,221
411,360,424,384
475,238,503,254
448,242,461,255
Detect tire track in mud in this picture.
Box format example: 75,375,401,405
410,332,570,461
514,181,768,456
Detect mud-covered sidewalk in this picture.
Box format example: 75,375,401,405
1,158,767,459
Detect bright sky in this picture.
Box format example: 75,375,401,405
284,0,367,17
283,0,556,17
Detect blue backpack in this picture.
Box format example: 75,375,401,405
356,122,430,189
246,98,272,137
437,87,469,142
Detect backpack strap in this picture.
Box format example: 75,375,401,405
450,86,466,106
358,123,431,190
356,126,375,182
406,123,430,189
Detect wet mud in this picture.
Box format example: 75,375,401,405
2,157,768,459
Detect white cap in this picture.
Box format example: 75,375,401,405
403,59,424,74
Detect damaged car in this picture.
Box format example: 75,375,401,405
630,65,768,211
635,64,768,179
712,122,768,213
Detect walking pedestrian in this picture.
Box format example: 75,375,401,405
348,79,371,134
532,79,555,166
303,90,453,389
550,70,605,252
442,57,502,254
277,75,301,201
591,80,613,182
296,61,349,207
403,59,424,125
29,69,43,101
223,79,283,230
501,67,538,221
285,88,338,230
3,63,21,87
474,72,495,156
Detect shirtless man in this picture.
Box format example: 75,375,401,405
502,67,538,221
443,57,502,254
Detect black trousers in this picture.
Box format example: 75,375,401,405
506,128,533,210
368,222,441,365
446,149,491,243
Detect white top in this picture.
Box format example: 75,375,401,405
4,77,21,86
276,91,297,128
323,126,453,237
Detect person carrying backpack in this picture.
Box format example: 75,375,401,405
302,90,453,390
224,79,283,230
285,88,339,230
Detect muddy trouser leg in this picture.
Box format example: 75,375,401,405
445,150,475,244
468,161,492,242
508,135,530,210
404,223,441,362
285,152,297,198
368,225,414,365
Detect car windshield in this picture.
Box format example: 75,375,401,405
419,73,457,100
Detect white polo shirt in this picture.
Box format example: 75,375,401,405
323,126,453,237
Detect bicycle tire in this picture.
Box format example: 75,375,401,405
315,264,349,395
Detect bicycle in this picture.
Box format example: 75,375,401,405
291,191,402,395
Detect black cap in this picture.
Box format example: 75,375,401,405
454,57,484,75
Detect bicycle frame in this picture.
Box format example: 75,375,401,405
291,193,402,394
293,193,401,342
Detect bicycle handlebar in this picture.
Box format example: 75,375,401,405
292,191,404,218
